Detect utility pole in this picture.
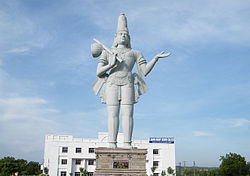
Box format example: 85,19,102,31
183,161,187,169
179,162,182,176
193,161,196,176
183,161,187,176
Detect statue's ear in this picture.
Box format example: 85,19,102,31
127,35,131,48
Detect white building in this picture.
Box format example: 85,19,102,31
43,132,175,176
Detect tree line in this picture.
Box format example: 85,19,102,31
175,153,250,176
0,157,41,176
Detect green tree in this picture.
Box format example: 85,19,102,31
16,159,27,174
183,168,192,176
0,157,18,176
0,157,41,176
161,170,166,176
150,166,157,176
80,168,88,176
22,161,41,175
207,168,220,176
199,169,208,176
247,162,250,175
219,153,248,176
167,167,174,175
44,167,49,175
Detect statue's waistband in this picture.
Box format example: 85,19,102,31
107,72,133,86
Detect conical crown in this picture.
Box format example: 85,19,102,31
116,13,129,33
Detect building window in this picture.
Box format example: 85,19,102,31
75,159,81,165
62,147,68,153
89,148,94,153
88,172,93,176
61,159,67,165
153,149,159,154
60,171,67,176
75,172,80,176
88,159,95,165
153,161,159,167
76,147,81,153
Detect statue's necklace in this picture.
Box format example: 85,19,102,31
113,48,131,54
113,48,131,61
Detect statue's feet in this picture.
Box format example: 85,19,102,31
123,142,132,149
109,142,117,148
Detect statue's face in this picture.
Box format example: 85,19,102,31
116,31,129,46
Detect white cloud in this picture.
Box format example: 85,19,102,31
228,118,250,128
215,118,250,128
0,97,59,121
193,130,214,137
7,47,30,54
232,118,250,127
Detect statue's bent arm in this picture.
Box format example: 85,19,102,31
96,62,111,77
96,52,117,77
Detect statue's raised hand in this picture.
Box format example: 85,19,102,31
155,51,171,61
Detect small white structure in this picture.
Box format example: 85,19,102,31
43,132,175,176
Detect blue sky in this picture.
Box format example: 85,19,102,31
0,0,250,167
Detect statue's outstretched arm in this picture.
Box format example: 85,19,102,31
140,51,171,76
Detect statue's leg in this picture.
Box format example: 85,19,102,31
107,105,120,148
121,104,134,148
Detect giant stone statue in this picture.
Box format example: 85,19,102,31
91,13,170,148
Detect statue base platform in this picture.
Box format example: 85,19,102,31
94,147,147,176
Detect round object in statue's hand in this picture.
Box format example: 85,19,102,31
91,43,103,58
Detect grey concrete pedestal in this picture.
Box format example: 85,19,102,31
94,148,147,176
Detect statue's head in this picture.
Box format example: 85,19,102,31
112,13,131,48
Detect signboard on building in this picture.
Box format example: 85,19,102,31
149,137,174,144
113,161,129,169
